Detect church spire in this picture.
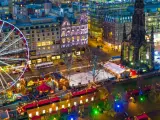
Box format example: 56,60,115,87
150,25,154,69
131,0,146,63
134,0,144,9
151,25,154,42
123,23,127,41
121,24,126,63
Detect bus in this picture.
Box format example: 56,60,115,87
35,62,53,69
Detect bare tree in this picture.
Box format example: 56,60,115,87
62,49,73,81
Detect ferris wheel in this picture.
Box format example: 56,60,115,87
0,20,29,92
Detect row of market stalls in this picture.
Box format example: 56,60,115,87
27,73,69,91
103,62,137,79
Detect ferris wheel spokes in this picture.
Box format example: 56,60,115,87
0,60,23,72
0,20,29,92
0,28,15,47
0,78,5,90
0,57,27,61
0,47,27,56
0,72,9,87
0,67,16,82
0,37,23,53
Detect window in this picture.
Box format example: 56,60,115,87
68,103,70,107
37,42,41,46
29,114,32,118
62,105,65,109
49,108,52,113
91,97,94,101
36,111,39,116
62,38,65,43
74,102,77,106
42,110,45,114
80,100,83,104
42,42,46,46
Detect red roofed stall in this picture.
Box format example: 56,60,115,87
36,83,51,92
72,87,97,97
135,113,150,120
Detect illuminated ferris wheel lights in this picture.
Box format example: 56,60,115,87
0,28,15,45
0,37,23,53
1,68,16,83
0,60,23,72
0,20,29,92
0,48,27,56
0,57,27,61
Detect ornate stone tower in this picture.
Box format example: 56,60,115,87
130,0,146,63
121,0,154,71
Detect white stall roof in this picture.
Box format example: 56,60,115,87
103,62,126,74
68,69,115,86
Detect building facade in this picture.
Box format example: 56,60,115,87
60,13,88,57
104,2,160,46
0,1,88,64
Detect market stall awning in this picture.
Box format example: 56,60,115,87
37,99,50,106
36,83,51,92
72,87,97,97
23,102,37,110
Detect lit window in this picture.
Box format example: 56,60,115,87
62,105,65,109
42,42,46,46
29,113,32,118
42,110,45,114
57,56,60,59
36,111,39,116
74,102,77,106
77,36,80,41
56,106,58,111
48,47,50,49
91,97,94,101
86,99,88,102
80,100,83,104
37,42,41,46
49,108,52,113
68,103,70,107
62,38,65,43
43,47,45,50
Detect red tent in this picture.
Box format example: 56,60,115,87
36,83,51,92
